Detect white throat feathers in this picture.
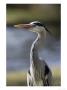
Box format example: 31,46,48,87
30,30,46,65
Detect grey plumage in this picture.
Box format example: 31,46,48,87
14,21,52,86
27,24,52,86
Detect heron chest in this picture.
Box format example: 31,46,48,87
31,60,45,80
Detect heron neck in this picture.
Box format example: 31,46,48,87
30,33,40,64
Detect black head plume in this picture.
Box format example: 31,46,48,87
30,21,51,34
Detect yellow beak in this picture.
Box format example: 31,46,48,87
14,24,33,29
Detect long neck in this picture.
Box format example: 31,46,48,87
30,33,40,64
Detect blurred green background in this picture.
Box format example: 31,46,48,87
6,4,61,39
6,4,61,86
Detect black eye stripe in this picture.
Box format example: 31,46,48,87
34,23,43,26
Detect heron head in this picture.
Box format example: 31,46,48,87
14,21,49,33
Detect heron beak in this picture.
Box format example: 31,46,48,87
14,24,33,29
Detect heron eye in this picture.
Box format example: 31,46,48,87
32,24,36,27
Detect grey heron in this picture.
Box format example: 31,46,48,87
14,21,52,86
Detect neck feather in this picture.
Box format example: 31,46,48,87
30,33,40,64
30,30,46,65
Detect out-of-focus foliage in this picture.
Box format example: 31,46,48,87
6,4,60,24
6,68,61,86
